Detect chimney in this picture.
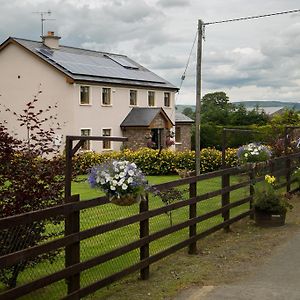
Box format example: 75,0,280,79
42,31,61,49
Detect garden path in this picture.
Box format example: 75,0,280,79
174,229,300,300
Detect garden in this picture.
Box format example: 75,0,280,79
0,98,300,299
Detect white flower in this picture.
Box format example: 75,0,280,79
122,183,128,190
128,170,134,176
114,174,119,179
100,179,106,185
118,178,125,186
110,185,116,190
244,153,248,157
96,176,100,183
131,163,137,168
112,180,118,186
119,172,125,178
127,177,133,184
105,176,111,182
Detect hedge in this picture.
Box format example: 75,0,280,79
73,147,238,176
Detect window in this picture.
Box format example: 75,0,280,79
148,91,155,107
102,128,111,150
102,88,111,105
130,90,137,106
175,126,181,143
81,129,91,150
80,86,90,104
164,92,171,107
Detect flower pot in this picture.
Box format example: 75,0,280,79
254,209,286,227
109,194,141,206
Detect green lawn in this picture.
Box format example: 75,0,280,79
2,175,250,300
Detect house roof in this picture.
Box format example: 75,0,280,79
120,107,174,127
0,37,178,90
175,112,194,123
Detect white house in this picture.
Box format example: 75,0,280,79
0,32,192,151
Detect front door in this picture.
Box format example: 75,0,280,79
151,128,162,149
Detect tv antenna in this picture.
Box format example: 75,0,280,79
33,10,55,37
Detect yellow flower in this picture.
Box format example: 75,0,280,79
265,174,276,184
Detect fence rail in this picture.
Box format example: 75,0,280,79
0,152,299,300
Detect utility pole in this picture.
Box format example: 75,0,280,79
195,19,204,175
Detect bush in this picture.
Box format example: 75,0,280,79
73,147,238,175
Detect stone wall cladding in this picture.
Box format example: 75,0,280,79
122,127,150,150
175,124,192,151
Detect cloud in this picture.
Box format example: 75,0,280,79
157,0,190,8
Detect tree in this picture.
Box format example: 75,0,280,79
0,92,65,288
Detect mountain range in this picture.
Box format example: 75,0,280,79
176,101,300,112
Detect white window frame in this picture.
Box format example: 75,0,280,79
102,127,112,150
129,89,138,106
79,85,92,105
148,91,155,107
101,87,112,106
80,128,92,151
164,92,171,108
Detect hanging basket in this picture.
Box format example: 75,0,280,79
239,160,270,172
109,194,141,206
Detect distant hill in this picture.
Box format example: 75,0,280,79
176,101,300,112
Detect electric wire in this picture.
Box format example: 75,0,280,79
176,30,197,103
204,8,300,26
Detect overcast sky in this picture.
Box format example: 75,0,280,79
1,0,300,104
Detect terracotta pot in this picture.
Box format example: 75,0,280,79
109,194,141,206
254,209,286,227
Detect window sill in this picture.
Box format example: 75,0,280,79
80,103,92,106
101,104,112,107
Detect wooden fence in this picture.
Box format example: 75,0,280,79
0,152,299,299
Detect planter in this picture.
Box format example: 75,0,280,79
109,194,141,206
254,209,286,227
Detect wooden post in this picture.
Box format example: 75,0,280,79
65,137,80,297
284,127,291,193
140,194,149,280
188,182,197,254
65,194,80,298
221,129,230,231
195,19,204,176
249,168,255,219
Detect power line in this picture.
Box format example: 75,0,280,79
204,8,300,26
176,30,197,102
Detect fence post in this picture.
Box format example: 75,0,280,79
286,155,291,193
222,173,230,231
188,182,197,254
65,194,80,298
140,194,149,280
249,169,255,219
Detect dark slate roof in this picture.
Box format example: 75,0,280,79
120,107,174,127
175,112,194,123
2,37,178,90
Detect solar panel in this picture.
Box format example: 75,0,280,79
105,54,139,69
35,48,165,84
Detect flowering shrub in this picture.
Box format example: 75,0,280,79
88,160,149,200
237,143,271,164
74,147,238,175
254,175,292,214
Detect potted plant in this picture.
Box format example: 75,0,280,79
253,174,293,227
237,142,271,170
88,160,149,206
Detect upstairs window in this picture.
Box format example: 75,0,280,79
81,129,91,150
130,90,137,106
102,128,112,150
80,86,90,105
164,92,171,107
148,91,155,107
102,88,111,105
